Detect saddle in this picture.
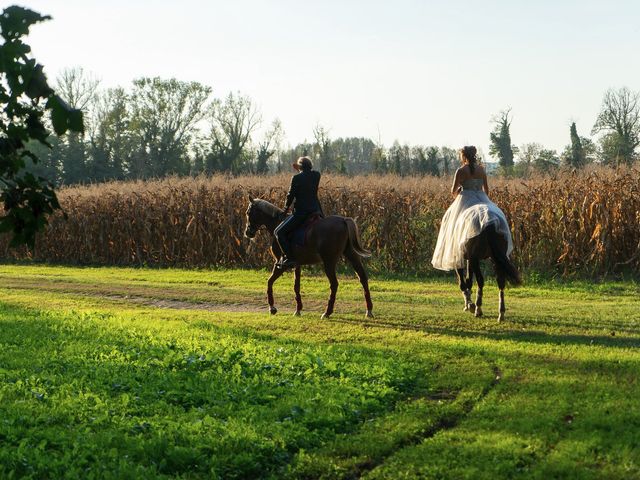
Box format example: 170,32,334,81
290,213,323,247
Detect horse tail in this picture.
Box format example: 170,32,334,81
344,217,371,258
487,224,521,286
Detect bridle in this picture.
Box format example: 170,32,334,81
245,201,287,239
244,204,260,238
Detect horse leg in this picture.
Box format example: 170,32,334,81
321,260,339,319
345,250,373,319
466,261,476,312
293,266,303,316
267,263,284,315
472,259,484,318
456,265,475,313
497,272,506,322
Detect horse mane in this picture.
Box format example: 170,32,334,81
253,199,283,218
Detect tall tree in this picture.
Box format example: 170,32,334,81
425,146,440,176
440,146,457,176
597,133,629,166
371,135,387,173
189,136,208,176
255,119,283,174
88,87,132,180
563,122,586,168
489,109,516,171
412,146,427,173
207,92,260,173
56,67,100,112
55,67,99,184
277,146,297,173
592,87,640,166
130,77,211,178
580,137,598,164
388,141,407,175
517,143,559,175
313,124,333,171
515,143,541,177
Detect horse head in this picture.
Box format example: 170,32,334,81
244,196,284,239
244,195,260,238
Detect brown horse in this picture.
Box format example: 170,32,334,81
244,196,373,319
456,224,521,321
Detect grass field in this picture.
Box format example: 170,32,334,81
0,264,639,479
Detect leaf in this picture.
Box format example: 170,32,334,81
68,108,84,132
24,63,53,99
47,94,84,135
0,6,51,40
48,95,69,135
25,113,48,143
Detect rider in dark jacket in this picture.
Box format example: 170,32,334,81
275,156,322,270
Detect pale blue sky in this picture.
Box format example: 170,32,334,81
18,0,640,158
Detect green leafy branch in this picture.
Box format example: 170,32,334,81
0,5,83,247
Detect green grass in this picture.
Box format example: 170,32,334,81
0,264,638,479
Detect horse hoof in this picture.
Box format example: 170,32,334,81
293,310,301,317
464,303,476,313
497,312,505,322
474,306,483,318
321,312,331,320
365,310,374,319
269,307,278,315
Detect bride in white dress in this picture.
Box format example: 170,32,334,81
431,146,513,271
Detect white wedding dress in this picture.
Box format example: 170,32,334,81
431,178,513,271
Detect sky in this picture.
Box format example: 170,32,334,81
14,0,640,159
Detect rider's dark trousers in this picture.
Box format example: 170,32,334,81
274,214,307,259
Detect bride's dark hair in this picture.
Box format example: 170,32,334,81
460,146,478,173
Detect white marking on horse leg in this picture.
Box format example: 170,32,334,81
463,289,475,313
475,287,483,310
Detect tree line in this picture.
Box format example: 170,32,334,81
490,87,640,175
27,67,640,184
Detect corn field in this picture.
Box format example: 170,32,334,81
1,166,639,276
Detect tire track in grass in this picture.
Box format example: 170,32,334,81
284,362,502,479
349,366,503,479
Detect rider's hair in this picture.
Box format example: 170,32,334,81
460,146,478,173
297,156,313,171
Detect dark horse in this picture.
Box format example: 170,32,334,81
244,196,373,319
456,224,521,321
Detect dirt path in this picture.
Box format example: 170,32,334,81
1,276,265,313
97,293,265,312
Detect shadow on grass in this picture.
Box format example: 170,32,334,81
324,316,640,350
